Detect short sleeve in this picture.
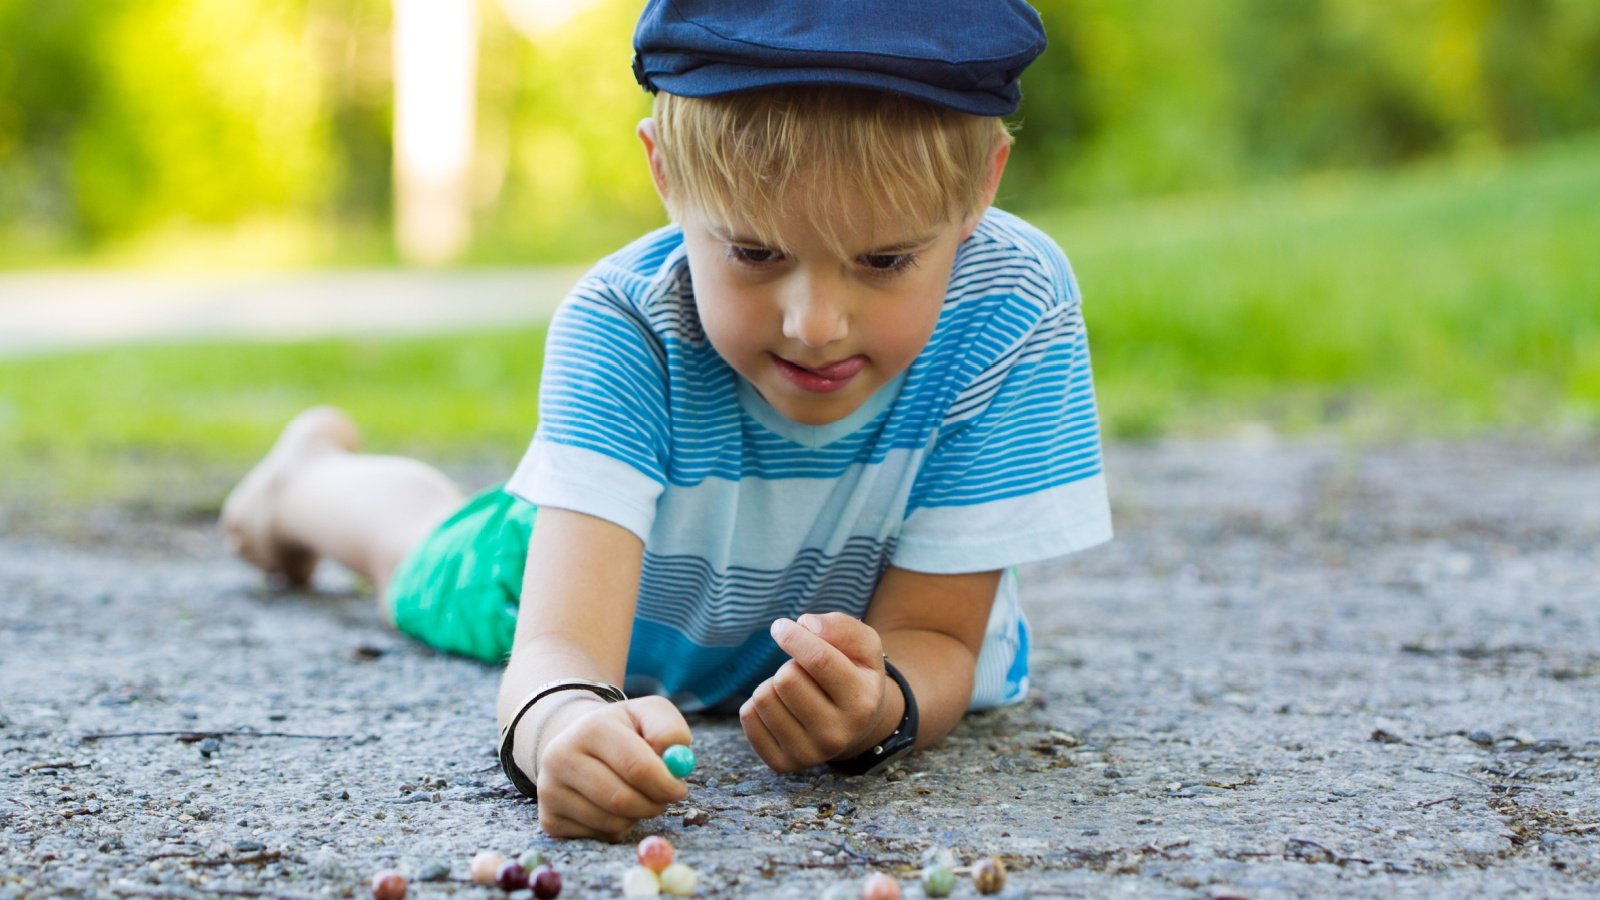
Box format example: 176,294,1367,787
506,281,670,541
892,276,1112,574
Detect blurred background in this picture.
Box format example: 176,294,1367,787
1,0,1598,510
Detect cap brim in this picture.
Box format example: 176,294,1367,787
647,64,1017,117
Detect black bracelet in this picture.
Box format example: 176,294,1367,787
498,679,626,799
829,658,920,776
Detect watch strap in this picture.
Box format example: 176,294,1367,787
829,658,919,776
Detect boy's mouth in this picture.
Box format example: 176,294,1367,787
771,354,865,393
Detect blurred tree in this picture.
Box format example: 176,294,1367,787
76,0,329,236
1478,0,1600,144
0,0,391,248
473,0,661,259
2,0,1599,262
1226,0,1448,174
0,1,118,239
1004,0,1096,206
305,0,394,229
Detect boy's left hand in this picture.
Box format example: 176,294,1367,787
741,612,893,773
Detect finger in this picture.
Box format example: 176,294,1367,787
535,781,636,841
539,708,677,817
740,696,798,772
737,697,782,771
568,750,670,820
768,659,834,731
593,710,688,805
537,741,660,823
737,696,779,768
803,612,885,664
628,695,693,755
742,682,814,772
769,663,858,764
540,814,630,842
769,617,868,704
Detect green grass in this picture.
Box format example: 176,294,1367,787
0,332,550,505
3,136,1598,505
1037,136,1600,438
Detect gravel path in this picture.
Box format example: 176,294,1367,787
3,437,1598,898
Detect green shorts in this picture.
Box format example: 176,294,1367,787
388,486,535,664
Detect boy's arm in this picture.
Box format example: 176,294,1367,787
496,507,690,840
740,565,1000,771
865,565,1002,749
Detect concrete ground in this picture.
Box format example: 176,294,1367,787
3,435,1597,898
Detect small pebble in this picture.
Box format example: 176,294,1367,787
922,864,956,898
972,857,1006,895
416,862,450,882
862,873,900,900
622,864,661,896
530,864,562,899
470,851,505,886
370,870,407,900
663,745,696,779
638,835,674,873
681,808,710,827
1467,730,1495,746
659,862,697,896
496,861,530,891
197,737,221,758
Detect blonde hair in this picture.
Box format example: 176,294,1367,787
651,87,1010,258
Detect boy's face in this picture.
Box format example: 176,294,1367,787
677,202,979,426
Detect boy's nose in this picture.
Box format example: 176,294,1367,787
781,282,848,349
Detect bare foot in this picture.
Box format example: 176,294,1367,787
220,407,359,587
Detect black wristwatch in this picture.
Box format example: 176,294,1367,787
829,658,919,776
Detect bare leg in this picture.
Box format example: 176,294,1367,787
220,407,464,621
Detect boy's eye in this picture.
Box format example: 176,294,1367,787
861,253,917,273
729,246,779,265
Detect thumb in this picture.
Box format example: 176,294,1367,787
626,695,693,754
794,612,883,668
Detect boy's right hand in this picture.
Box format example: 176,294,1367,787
533,695,691,841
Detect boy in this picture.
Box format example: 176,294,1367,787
221,0,1111,841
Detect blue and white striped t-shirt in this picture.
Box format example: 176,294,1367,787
508,207,1111,713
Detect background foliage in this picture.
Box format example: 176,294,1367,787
2,0,1598,263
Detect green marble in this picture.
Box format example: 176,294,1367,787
663,744,695,779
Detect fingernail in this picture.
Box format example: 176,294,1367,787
770,618,790,639
798,614,823,634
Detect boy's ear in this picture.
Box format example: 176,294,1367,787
962,140,1012,240
637,118,672,206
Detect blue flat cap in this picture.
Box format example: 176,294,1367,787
632,1,1047,116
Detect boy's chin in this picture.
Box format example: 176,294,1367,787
777,405,855,426
760,386,866,427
